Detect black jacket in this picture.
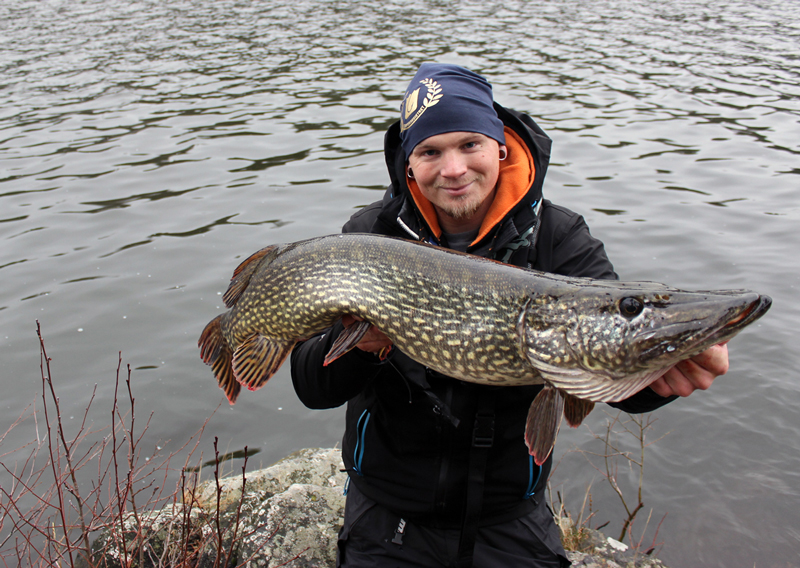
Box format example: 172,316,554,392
291,104,675,527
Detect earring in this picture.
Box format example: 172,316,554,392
499,148,508,161
407,168,415,179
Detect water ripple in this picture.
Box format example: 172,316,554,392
0,2,798,566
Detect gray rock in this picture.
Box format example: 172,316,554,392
89,447,668,568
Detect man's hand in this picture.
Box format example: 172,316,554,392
342,314,393,354
649,343,729,398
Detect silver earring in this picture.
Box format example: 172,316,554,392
499,148,508,161
407,168,415,179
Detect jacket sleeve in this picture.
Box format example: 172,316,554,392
607,386,678,413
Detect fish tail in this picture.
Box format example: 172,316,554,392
198,315,240,404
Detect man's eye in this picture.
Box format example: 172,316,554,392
464,142,477,149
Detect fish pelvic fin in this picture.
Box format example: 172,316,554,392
323,320,372,366
525,384,564,466
223,245,281,308
232,334,295,392
563,393,595,428
198,315,240,404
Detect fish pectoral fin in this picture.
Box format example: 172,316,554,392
563,393,595,428
223,245,281,307
525,384,565,466
232,334,295,392
198,315,239,404
532,362,666,404
323,320,373,366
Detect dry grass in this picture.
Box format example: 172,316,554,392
552,410,668,557
0,322,262,568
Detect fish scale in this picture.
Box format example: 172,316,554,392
199,233,771,465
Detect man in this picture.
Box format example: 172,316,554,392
291,63,727,567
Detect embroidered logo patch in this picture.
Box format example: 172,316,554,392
400,78,443,132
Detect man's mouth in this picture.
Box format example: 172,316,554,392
437,180,474,195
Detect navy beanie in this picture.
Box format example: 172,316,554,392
399,63,505,159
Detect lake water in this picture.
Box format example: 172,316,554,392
1,1,798,566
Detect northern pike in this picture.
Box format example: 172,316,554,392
198,233,771,464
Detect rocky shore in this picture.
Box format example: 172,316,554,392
90,448,668,567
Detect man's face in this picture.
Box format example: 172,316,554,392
407,131,505,232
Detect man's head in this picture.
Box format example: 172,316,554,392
399,63,507,233
399,63,505,160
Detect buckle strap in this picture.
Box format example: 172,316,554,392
456,396,496,567
472,412,495,448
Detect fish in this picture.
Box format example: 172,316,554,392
198,233,771,465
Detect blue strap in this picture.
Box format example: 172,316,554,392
353,409,370,477
525,455,543,499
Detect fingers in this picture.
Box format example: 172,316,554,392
690,343,729,377
355,327,393,353
649,343,730,398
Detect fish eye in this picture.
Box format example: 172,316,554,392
619,297,644,319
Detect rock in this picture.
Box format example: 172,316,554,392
190,447,347,567
192,447,347,515
89,447,668,567
238,483,344,567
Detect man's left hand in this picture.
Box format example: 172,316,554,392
649,343,729,398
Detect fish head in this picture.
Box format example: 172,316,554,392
520,280,771,403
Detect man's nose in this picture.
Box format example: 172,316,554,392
440,151,468,178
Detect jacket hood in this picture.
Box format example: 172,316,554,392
381,103,552,254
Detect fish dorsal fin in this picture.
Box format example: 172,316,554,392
223,245,281,307
232,334,295,392
197,315,239,404
563,393,595,428
525,384,564,466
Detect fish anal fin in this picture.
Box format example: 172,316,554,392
323,320,373,366
525,384,565,466
232,334,294,392
223,245,281,308
563,393,595,428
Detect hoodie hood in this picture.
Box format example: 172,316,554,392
382,103,552,255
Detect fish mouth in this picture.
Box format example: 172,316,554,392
636,292,772,363
722,294,772,331
700,292,772,345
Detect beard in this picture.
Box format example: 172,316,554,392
433,176,487,220
438,193,484,220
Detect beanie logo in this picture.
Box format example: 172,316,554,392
400,78,443,132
